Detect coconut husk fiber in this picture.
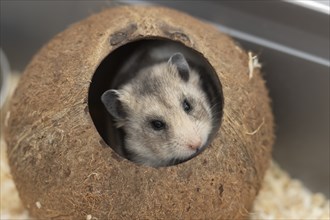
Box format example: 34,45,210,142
4,6,275,219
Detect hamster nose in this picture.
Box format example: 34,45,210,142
187,139,202,150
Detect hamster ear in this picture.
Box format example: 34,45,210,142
168,53,190,82
101,89,126,119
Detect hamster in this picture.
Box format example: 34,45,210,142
101,49,214,167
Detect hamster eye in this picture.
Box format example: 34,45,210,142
150,120,166,131
183,99,192,113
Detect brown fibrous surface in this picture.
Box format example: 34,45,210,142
4,6,274,219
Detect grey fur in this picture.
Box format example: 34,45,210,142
101,90,125,119
168,53,190,82
102,52,213,167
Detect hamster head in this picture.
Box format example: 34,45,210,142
101,53,213,167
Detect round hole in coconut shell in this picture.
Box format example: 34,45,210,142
89,38,224,167
5,5,274,219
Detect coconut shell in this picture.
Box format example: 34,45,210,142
5,5,274,219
